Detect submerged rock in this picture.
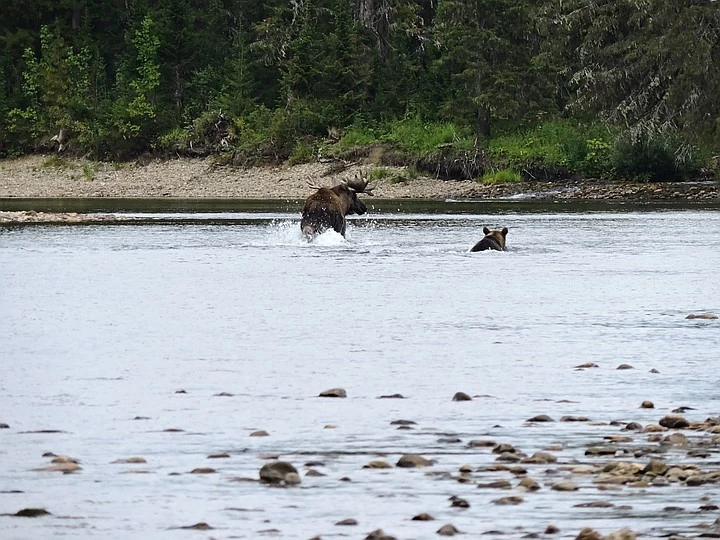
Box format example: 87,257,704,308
319,388,346,398
452,392,472,401
365,529,397,540
437,523,461,536
14,508,51,518
180,522,213,530
659,415,690,429
686,313,718,320
397,454,433,468
259,461,301,485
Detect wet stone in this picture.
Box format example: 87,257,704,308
585,446,617,456
552,481,578,491
14,508,51,518
0,423,9,429
576,528,604,540
378,393,404,399
437,524,460,536
452,392,472,401
319,388,346,398
336,518,357,526
50,455,78,464
527,415,554,422
438,437,462,444
524,451,557,464
396,454,433,468
545,525,560,534
207,453,230,459
364,460,392,469
663,432,689,446
390,419,416,426
686,313,718,320
180,522,213,530
561,416,591,422
493,443,519,454
33,462,82,473
190,468,216,474
468,439,496,448
616,364,634,370
518,478,541,491
606,528,637,540
477,480,512,489
112,457,146,464
305,469,326,477
365,529,397,540
641,400,655,409
575,362,599,369
574,501,614,508
259,461,301,485
659,415,690,429
450,496,470,508
624,422,643,431
412,513,434,521
250,430,269,437
214,392,234,397
492,496,523,505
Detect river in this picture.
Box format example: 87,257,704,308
1,200,719,539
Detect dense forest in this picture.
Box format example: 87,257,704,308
1,0,719,181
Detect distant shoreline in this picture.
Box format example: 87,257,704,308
1,155,718,223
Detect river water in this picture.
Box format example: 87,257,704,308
1,200,719,539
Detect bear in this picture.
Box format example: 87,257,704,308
470,226,508,252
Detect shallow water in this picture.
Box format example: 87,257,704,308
1,202,719,539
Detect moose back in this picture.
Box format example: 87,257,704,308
301,173,374,238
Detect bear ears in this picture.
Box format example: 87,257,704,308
483,226,509,236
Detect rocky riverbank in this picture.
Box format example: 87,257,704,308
1,154,718,223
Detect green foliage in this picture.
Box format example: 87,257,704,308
82,162,96,181
490,120,614,177
0,0,716,176
479,169,523,184
385,117,475,156
42,155,72,169
611,138,681,182
551,0,720,146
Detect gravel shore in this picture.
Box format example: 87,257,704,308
1,154,718,223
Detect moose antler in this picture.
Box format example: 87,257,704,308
345,171,374,195
306,179,323,191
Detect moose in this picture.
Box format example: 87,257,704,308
301,172,374,239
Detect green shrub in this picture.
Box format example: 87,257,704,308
489,119,614,177
611,138,680,181
42,155,72,169
288,138,316,165
479,169,522,184
157,127,191,152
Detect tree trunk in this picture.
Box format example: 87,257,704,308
476,105,491,139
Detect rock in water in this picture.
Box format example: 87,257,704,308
259,461,301,485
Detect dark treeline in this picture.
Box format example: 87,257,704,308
1,1,719,180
